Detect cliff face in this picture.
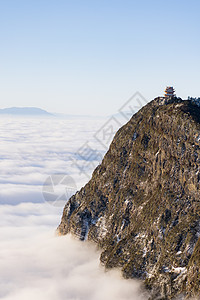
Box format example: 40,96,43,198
58,98,200,299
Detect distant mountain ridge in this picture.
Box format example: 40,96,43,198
0,107,52,115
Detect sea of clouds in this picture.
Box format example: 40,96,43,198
0,115,148,300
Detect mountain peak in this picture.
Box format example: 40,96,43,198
58,97,200,299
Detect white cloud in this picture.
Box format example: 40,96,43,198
0,116,146,300
0,202,147,300
0,116,108,205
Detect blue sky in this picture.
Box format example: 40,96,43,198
0,0,200,115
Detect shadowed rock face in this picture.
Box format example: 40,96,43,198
58,97,200,300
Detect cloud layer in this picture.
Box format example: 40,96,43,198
0,116,147,300
0,202,147,300
0,116,108,205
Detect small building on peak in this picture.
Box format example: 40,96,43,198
154,86,181,106
164,86,175,98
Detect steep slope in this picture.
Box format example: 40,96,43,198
58,97,200,299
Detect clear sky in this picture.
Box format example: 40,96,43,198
0,0,200,115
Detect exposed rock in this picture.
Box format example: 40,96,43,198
58,97,200,299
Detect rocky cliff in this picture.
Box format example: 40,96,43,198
58,97,200,299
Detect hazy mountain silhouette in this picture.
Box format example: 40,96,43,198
0,107,52,115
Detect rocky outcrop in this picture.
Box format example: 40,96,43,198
58,97,200,299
